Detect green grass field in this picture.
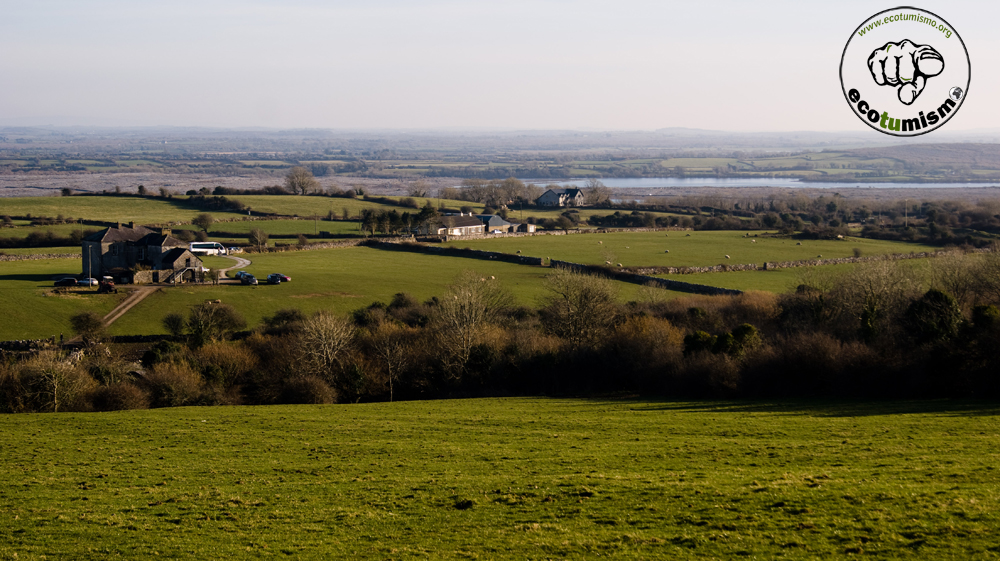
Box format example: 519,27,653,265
106,247,652,337
2,398,999,559
442,231,938,269
0,196,246,223
0,258,123,340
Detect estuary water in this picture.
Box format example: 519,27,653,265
532,177,1000,190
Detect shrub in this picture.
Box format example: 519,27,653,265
280,376,337,404
141,362,202,407
91,383,150,411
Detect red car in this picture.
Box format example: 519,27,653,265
273,273,291,282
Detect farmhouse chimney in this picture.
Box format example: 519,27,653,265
160,228,172,237
129,221,135,228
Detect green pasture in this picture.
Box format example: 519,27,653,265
0,258,122,341
107,247,651,337
3,398,1000,559
442,231,938,269
0,196,245,224
206,219,363,238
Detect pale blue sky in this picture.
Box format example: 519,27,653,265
1,0,996,131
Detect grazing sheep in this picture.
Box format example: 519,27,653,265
664,250,669,253
665,234,668,237
617,263,623,267
605,261,611,265
625,246,630,249
725,255,730,259
817,255,822,258
516,250,521,254
598,241,603,244
686,233,691,237
489,275,495,280
796,242,802,246
751,239,756,243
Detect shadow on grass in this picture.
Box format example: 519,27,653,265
610,399,1000,418
0,273,71,283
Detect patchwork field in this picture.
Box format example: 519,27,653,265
442,231,938,268
2,398,999,559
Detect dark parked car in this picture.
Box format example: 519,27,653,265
266,274,282,285
240,274,258,286
234,271,249,280
54,278,78,287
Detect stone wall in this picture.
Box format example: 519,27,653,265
626,250,953,277
0,253,77,262
371,240,544,266
550,260,742,296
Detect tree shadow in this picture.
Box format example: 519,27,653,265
0,273,70,283
596,398,1000,418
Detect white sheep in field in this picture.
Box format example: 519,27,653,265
605,261,611,265
725,255,730,259
617,263,623,267
796,242,802,246
489,275,496,280
751,239,756,243
516,250,521,254
817,255,822,258
598,241,603,244
664,250,670,253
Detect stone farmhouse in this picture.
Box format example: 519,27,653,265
536,188,585,207
81,222,203,283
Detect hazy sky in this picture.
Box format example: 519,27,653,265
2,0,997,132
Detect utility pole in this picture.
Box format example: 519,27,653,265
904,199,908,228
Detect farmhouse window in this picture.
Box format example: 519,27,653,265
111,244,119,256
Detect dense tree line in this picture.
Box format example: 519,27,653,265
4,250,1000,414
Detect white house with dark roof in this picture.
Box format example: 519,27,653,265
536,188,585,207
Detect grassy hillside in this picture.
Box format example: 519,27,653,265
2,398,998,559
442,231,938,268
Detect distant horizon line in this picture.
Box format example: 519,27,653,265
2,124,1000,136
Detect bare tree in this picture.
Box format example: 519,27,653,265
369,322,409,401
540,267,621,349
285,166,320,195
434,271,514,377
583,178,612,205
249,228,269,251
22,351,94,412
299,311,355,383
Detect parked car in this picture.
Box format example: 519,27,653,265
241,274,258,286
79,278,99,287
266,273,282,285
234,271,248,280
227,247,243,254
272,273,291,282
54,278,77,287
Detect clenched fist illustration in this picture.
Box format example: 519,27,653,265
868,40,944,105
